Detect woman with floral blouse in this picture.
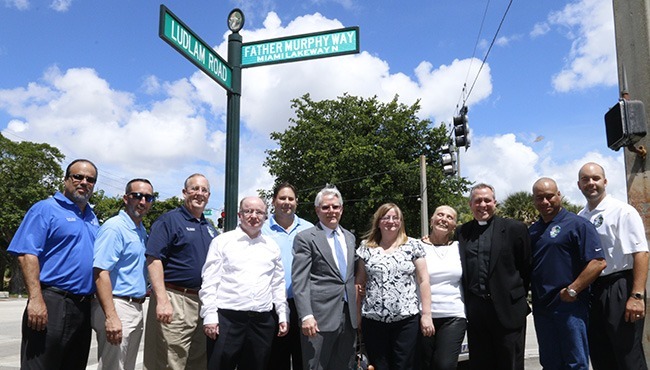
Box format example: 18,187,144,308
355,203,434,369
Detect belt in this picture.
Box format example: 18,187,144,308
594,269,632,286
41,284,94,302
113,295,146,304
165,282,199,295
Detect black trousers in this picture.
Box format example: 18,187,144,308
208,309,277,370
21,288,92,370
465,294,526,370
419,316,467,370
589,270,648,370
362,314,420,370
269,298,303,370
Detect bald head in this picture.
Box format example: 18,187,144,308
577,162,607,208
532,177,562,223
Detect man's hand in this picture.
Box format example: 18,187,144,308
301,317,319,337
105,314,123,345
204,323,219,340
156,296,173,324
278,322,289,337
625,296,646,323
26,295,48,331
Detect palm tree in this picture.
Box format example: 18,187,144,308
499,191,537,225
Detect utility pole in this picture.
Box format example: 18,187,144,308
420,155,429,237
612,0,650,360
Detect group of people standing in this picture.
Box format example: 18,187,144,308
6,158,649,370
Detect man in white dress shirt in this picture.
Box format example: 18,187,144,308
200,196,289,370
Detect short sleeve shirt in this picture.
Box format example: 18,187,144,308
529,208,603,309
93,210,148,297
578,195,649,276
146,206,218,289
356,237,426,322
8,192,99,295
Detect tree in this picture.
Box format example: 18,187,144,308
0,134,65,292
499,191,538,225
264,94,469,239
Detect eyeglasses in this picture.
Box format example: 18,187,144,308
320,204,341,211
186,186,210,194
240,209,266,216
69,174,97,184
128,192,156,203
380,216,400,222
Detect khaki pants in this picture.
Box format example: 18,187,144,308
143,289,206,370
92,298,144,370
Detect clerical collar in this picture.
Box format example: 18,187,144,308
478,221,488,226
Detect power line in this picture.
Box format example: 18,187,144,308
461,0,515,108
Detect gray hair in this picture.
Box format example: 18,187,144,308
470,183,496,201
314,185,343,207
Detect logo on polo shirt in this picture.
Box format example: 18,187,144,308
186,227,196,232
593,214,604,228
207,226,216,238
66,217,76,222
550,225,561,238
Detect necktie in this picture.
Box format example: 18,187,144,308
333,230,348,301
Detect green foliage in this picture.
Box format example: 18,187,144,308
0,134,65,291
264,94,470,239
499,191,538,225
562,198,583,215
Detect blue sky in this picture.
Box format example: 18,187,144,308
0,0,626,214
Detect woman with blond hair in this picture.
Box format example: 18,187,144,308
356,203,434,369
419,205,466,370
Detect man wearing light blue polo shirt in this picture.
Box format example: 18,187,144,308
92,178,155,370
262,182,313,370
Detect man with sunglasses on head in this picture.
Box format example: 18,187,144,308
91,178,155,370
292,185,358,370
200,196,288,369
8,159,100,369
144,173,218,370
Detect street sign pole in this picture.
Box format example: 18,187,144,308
225,32,242,231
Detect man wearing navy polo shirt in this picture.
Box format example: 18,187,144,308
529,177,606,370
92,178,155,369
144,173,217,370
8,159,100,369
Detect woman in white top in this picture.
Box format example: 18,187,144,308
356,203,434,369
419,205,466,370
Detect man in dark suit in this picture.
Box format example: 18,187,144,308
456,183,532,370
292,185,357,370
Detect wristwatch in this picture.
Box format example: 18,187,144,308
567,287,578,298
632,292,645,300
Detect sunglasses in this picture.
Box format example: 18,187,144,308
69,174,97,184
320,204,341,211
127,192,156,203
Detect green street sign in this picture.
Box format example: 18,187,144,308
241,27,359,68
203,209,213,216
159,5,232,91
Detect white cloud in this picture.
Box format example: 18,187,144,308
460,133,625,206
3,0,29,10
49,0,71,12
530,22,550,38
547,0,617,92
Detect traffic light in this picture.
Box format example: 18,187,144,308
441,142,457,176
604,99,647,151
453,108,471,149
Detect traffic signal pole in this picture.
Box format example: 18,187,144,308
612,0,650,360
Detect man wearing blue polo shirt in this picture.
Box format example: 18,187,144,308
92,178,155,369
529,177,606,370
144,173,218,370
262,182,314,370
8,159,100,369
